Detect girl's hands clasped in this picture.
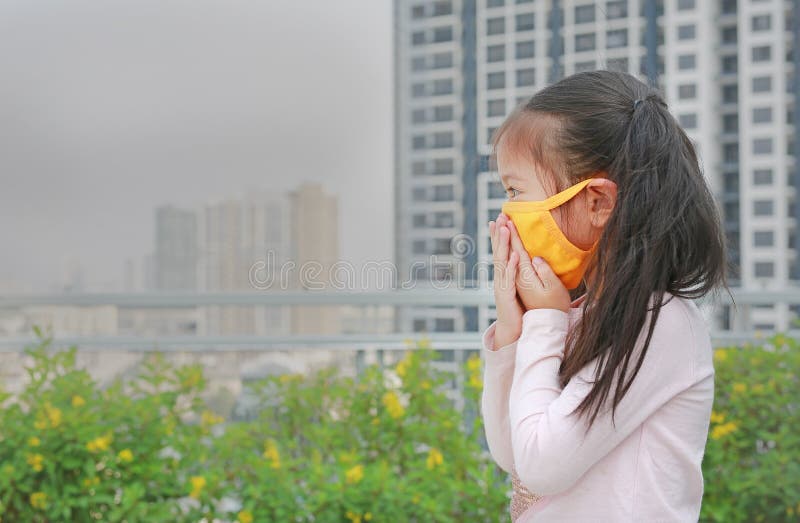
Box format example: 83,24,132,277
489,213,572,350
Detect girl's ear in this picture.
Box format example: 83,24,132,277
587,178,617,229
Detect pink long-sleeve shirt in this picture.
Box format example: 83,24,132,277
480,291,715,522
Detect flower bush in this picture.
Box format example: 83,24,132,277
0,328,797,522
701,333,800,522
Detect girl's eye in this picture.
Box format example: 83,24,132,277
506,187,520,199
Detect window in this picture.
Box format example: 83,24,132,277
753,200,773,216
412,135,425,150
721,26,737,44
607,29,628,48
606,57,628,72
432,1,452,16
516,13,535,31
724,143,739,162
575,60,596,73
677,0,695,9
434,318,455,332
677,24,695,40
432,132,453,148
432,79,453,95
678,83,696,99
412,240,427,254
722,84,738,103
516,40,535,59
678,113,697,129
432,27,453,43
487,0,504,6
487,72,505,89
575,33,596,52
433,53,453,69
411,5,425,19
412,57,426,71
433,185,454,201
413,319,426,332
753,107,772,124
752,45,771,62
722,55,737,73
412,83,426,97
433,105,453,121
723,171,739,192
606,1,627,19
575,4,595,24
433,211,454,227
752,76,771,92
488,99,506,117
412,161,426,175
412,214,426,227
754,231,774,247
412,31,425,46
753,169,773,185
516,68,535,87
723,113,738,133
487,17,505,35
412,187,427,201
678,54,696,70
433,158,453,174
754,262,774,278
752,14,771,32
487,44,505,62
753,138,772,155
412,109,426,123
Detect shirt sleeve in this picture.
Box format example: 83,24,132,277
509,305,696,496
479,320,517,474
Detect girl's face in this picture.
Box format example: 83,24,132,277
495,143,617,252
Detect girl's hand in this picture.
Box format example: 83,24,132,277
489,213,524,349
506,219,572,314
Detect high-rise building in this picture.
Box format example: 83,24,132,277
395,0,800,333
154,206,198,291
288,182,341,335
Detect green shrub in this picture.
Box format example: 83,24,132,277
701,332,800,522
0,332,509,522
2,328,797,522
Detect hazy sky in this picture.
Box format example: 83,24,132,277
0,0,393,292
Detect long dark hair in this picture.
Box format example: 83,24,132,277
489,70,734,436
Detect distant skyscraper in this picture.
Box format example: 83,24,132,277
288,182,341,335
154,206,198,291
395,0,799,332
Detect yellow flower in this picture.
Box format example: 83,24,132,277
82,476,100,488
189,476,206,498
381,391,405,419
411,493,421,504
467,372,482,390
263,439,281,469
426,448,444,470
118,449,134,462
345,511,362,523
339,450,357,464
751,383,765,394
29,492,47,510
45,403,62,428
181,368,202,388
395,353,410,378
86,433,113,453
28,436,41,447
237,510,254,523
466,354,481,372
709,411,725,424
421,380,431,390
364,513,373,521
201,410,224,427
345,464,364,484
732,383,747,394
710,421,738,440
713,348,728,363
26,453,44,472
71,395,86,407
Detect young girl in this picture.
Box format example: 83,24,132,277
481,70,731,522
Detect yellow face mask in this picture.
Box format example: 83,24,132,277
501,177,600,290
